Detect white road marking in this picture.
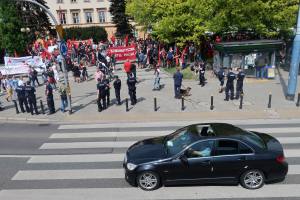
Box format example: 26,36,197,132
1,185,300,200
28,154,124,163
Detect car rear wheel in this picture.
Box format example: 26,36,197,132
137,171,160,191
240,169,265,189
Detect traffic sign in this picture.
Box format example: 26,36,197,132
60,41,68,57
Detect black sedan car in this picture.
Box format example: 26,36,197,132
123,123,288,191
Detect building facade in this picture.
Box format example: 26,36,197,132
45,0,116,38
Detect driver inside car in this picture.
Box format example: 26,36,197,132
188,146,211,157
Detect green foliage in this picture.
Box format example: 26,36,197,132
110,0,132,37
0,0,28,55
64,26,108,43
126,0,298,43
164,66,197,80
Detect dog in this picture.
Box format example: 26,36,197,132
180,87,192,97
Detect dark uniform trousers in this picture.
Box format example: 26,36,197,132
199,72,205,86
98,94,107,111
19,97,30,113
129,88,137,105
28,97,39,115
236,81,244,99
225,83,235,100
115,89,121,104
47,94,55,114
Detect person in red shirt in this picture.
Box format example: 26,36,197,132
124,59,132,78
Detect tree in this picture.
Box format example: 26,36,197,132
0,0,52,55
0,0,28,55
126,0,299,43
110,0,132,37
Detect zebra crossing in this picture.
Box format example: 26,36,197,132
1,121,300,200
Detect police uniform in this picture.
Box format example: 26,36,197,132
46,84,55,114
97,80,107,111
104,78,110,106
113,78,121,105
199,66,205,87
236,70,246,99
16,85,30,113
127,75,137,105
225,71,236,101
25,84,39,115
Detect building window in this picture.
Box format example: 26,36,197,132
98,10,106,23
58,11,67,24
85,11,93,23
57,0,63,3
72,12,80,24
71,0,77,3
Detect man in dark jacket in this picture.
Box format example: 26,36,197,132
25,81,39,115
173,67,183,99
16,83,30,113
113,75,122,105
127,72,137,105
225,68,236,101
97,78,107,112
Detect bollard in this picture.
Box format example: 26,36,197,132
210,96,214,110
181,97,185,111
296,93,300,107
126,98,129,112
13,100,19,114
40,100,45,114
154,97,157,111
268,93,272,108
239,95,243,109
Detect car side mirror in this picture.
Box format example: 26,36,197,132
179,154,188,166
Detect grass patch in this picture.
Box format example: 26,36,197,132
163,66,198,80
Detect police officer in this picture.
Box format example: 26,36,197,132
25,81,39,115
45,81,55,115
113,75,121,105
224,68,236,101
173,67,183,99
103,75,110,106
199,65,205,87
97,78,106,112
218,67,225,93
127,72,137,105
16,83,30,113
236,68,246,100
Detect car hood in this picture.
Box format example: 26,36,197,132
127,136,168,165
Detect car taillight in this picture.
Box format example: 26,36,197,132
276,155,285,163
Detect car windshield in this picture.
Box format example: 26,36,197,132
164,126,200,156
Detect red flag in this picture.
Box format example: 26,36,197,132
124,35,129,46
175,47,179,66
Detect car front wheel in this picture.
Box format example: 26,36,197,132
137,171,160,191
240,169,265,189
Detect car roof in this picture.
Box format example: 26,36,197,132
186,123,250,137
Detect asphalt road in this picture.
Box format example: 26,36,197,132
0,119,300,200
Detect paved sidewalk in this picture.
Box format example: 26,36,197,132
0,65,299,123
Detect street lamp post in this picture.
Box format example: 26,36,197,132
16,0,72,113
287,3,300,100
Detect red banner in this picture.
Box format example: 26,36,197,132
108,45,136,61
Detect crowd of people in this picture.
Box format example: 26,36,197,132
0,35,249,114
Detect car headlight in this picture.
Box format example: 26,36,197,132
127,163,137,171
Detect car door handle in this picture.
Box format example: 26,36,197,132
200,160,211,165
